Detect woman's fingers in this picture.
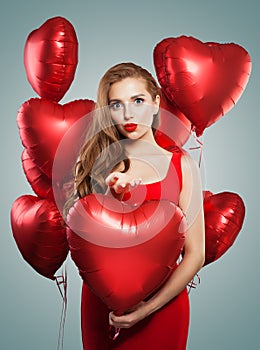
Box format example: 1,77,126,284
105,173,120,186
108,302,147,329
130,178,142,188
114,183,127,194
105,173,142,194
115,178,142,194
109,312,131,328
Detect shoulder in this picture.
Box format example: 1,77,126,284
179,154,202,210
180,154,200,177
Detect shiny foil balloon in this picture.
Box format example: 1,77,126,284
11,195,69,280
17,98,95,179
66,194,186,314
203,190,213,200
24,16,78,102
22,149,54,200
155,91,191,149
153,36,252,136
203,191,245,266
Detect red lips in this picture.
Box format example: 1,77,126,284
124,123,137,132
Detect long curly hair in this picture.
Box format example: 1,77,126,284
63,62,161,215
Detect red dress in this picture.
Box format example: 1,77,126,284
81,151,190,349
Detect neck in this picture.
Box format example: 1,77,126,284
124,133,162,157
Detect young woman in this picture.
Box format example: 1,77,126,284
67,62,205,349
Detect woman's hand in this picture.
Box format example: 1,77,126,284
105,172,142,196
109,301,149,329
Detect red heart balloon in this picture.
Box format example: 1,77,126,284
24,16,78,102
155,92,192,148
21,149,70,206
203,191,245,266
22,149,54,200
153,36,252,136
66,194,186,314
17,98,95,179
10,195,69,280
203,190,213,200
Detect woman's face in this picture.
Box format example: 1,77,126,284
108,77,160,141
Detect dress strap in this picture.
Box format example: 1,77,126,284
169,151,183,192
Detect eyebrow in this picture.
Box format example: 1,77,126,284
109,94,146,104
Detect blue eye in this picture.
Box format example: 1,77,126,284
134,98,144,105
109,102,123,110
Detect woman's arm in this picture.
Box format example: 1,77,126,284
109,155,205,329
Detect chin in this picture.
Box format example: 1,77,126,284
123,134,138,140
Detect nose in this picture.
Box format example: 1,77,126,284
124,103,134,120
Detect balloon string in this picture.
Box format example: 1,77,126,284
187,273,201,294
55,266,68,350
188,133,204,168
109,325,121,341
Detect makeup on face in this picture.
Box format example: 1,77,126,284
108,78,159,141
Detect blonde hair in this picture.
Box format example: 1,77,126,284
64,62,161,215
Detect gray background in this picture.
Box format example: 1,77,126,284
1,0,259,349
